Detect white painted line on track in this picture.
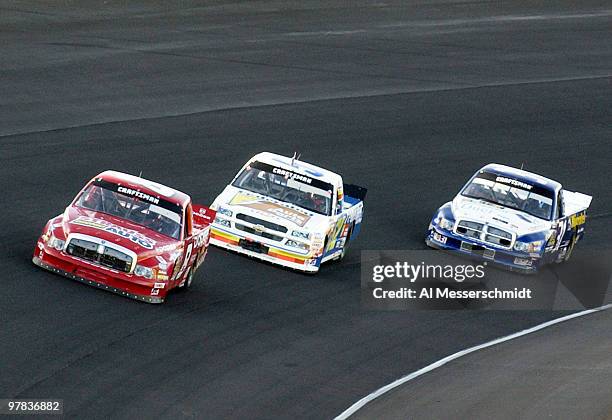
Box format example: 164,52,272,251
335,303,612,419
380,10,612,28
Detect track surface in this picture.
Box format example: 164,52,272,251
352,308,612,420
1,1,611,418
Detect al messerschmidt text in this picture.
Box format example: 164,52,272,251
373,287,532,300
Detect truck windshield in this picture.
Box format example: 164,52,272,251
75,179,183,239
232,161,333,215
461,171,554,220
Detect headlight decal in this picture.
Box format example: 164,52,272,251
214,217,231,228
514,240,544,253
291,230,310,240
433,214,454,231
134,265,154,279
286,240,310,251
47,233,66,251
217,206,233,217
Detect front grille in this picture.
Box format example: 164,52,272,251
236,214,288,233
456,221,513,248
236,224,284,242
484,226,512,247
456,221,483,239
67,238,133,273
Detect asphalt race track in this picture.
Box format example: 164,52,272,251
352,307,612,420
1,1,611,418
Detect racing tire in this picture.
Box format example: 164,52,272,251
179,266,195,290
563,236,577,262
336,224,354,261
556,236,576,264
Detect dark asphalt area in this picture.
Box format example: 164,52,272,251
1,1,611,418
352,307,612,420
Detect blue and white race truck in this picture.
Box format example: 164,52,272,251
426,163,592,273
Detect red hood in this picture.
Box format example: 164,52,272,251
61,206,180,256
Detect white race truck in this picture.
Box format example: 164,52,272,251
210,152,366,273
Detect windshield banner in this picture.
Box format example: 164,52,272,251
249,161,333,193
476,171,555,199
92,179,183,213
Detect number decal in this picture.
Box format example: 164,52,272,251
326,216,347,252
174,243,193,281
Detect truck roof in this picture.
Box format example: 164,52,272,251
94,170,191,207
250,152,343,188
480,163,562,194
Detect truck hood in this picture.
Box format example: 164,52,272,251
214,186,330,233
451,195,551,236
60,206,180,256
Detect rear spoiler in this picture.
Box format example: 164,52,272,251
344,183,367,202
192,204,216,227
562,190,592,216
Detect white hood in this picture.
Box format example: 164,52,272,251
451,195,551,236
214,186,330,233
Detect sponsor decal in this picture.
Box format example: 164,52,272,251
495,176,533,190
272,167,313,184
230,192,311,227
474,171,555,199
433,232,447,244
71,216,156,249
249,161,334,191
153,282,166,289
117,187,160,204
93,179,182,212
194,232,208,248
151,288,160,296
326,217,347,252
156,244,177,253
570,213,586,228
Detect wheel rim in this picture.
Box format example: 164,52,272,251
186,269,193,287
341,226,352,259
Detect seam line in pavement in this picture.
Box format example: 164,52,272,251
334,303,612,420
1,74,610,139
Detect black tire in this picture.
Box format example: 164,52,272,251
336,224,353,261
180,266,195,290
563,236,577,262
323,235,329,254
556,235,576,264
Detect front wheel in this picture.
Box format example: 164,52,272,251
180,267,195,290
556,236,576,264
335,224,353,261
563,236,577,262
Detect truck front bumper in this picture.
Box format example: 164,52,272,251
210,226,321,273
426,227,542,274
33,244,166,303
